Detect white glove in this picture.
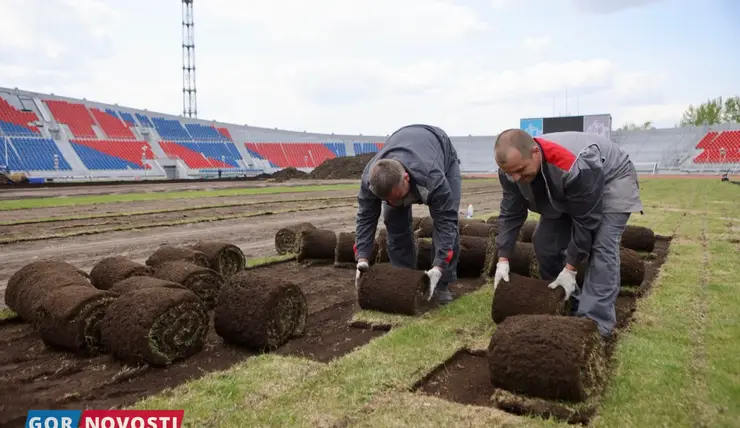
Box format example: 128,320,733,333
355,260,369,289
548,268,578,300
493,261,510,290
424,267,443,301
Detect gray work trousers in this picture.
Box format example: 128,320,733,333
382,170,462,288
531,212,631,337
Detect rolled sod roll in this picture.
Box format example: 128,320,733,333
145,245,209,269
375,229,389,264
35,285,117,355
621,225,656,253
274,222,316,255
191,241,246,278
4,260,89,314
457,235,489,277
491,274,569,324
152,260,224,308
357,264,433,316
89,256,153,290
459,217,485,226
416,238,433,271
109,276,187,295
488,314,607,402
334,231,356,268
415,216,434,238
517,220,537,243
412,216,423,231
575,247,646,287
460,222,495,238
100,287,208,366
485,215,498,225
484,241,540,279
295,228,337,263
214,270,307,351
6,265,93,322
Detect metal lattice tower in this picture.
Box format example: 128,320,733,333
182,0,197,118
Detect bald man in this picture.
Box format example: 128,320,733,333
492,129,643,338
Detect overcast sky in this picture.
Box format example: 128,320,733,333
0,0,737,135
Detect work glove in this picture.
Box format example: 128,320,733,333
493,261,510,290
424,267,443,301
548,268,578,300
355,259,369,289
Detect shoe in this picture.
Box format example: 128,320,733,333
434,288,455,305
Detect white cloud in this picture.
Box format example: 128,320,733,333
571,0,664,14
521,36,552,52
0,0,703,136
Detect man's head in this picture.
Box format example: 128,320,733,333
494,129,542,183
368,159,411,204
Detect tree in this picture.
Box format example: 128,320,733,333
680,96,740,126
618,121,655,131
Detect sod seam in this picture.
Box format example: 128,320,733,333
0,203,357,244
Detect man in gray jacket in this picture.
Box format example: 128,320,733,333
492,129,643,338
354,124,462,304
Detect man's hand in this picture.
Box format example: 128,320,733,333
548,267,578,300
493,258,510,290
355,259,369,289
424,267,443,301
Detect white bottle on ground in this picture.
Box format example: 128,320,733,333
466,204,474,218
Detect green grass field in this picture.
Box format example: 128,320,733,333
121,178,740,427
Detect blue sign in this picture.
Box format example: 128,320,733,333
26,410,82,428
519,118,543,137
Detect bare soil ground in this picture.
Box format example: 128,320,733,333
0,179,502,308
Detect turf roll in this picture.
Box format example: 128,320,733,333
415,216,434,238
412,216,423,232
145,245,209,269
152,260,224,308
295,228,337,263
356,264,432,316
334,231,357,268
488,314,607,402
274,222,316,255
100,287,208,366
89,256,154,290
4,261,90,317
214,270,308,351
491,274,569,324
621,225,656,253
457,235,488,277
575,247,646,287
460,222,495,238
109,276,187,295
191,241,246,278
483,241,540,278
517,220,537,242
35,285,117,355
416,238,433,271
375,229,389,264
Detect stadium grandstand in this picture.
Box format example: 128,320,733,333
1,86,738,183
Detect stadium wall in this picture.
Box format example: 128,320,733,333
1,86,739,182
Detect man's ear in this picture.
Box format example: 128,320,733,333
403,172,410,182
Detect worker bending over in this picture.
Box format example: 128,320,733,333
354,124,462,305
492,129,643,338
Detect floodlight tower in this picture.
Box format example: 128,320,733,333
182,0,197,118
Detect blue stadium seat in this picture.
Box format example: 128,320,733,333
135,113,153,128
0,121,38,137
153,117,192,141
184,124,225,141
324,142,347,157
118,111,136,126
173,141,242,167
353,142,380,154
10,138,72,171
70,142,143,170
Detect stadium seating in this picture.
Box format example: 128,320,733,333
70,140,153,170
692,130,740,163
160,141,234,169
0,97,40,136
8,138,72,171
152,117,192,140
184,124,229,141
45,100,98,139
90,108,136,139
245,142,336,168
353,142,384,154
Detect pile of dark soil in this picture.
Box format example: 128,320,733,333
214,270,308,351
271,167,309,181
100,287,209,366
309,153,377,179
